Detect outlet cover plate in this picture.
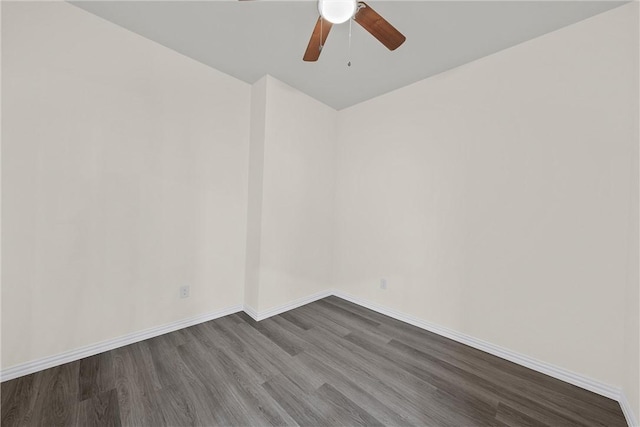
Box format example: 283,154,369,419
180,285,190,298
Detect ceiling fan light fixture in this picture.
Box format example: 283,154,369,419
318,0,357,24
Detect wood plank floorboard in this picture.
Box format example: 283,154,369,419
1,297,628,426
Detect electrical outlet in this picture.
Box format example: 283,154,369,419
180,285,190,298
380,278,387,290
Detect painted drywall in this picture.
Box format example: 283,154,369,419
623,2,640,419
624,100,639,422
0,0,3,376
1,1,250,369
248,76,337,312
624,4,640,421
245,76,268,311
334,2,638,394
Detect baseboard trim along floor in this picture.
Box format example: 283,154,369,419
249,290,637,427
244,290,334,322
0,304,244,383
620,392,639,427
1,290,637,426
329,291,638,427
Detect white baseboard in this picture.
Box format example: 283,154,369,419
620,392,639,427
0,304,243,382
332,289,637,426
243,289,333,321
1,291,333,382
332,290,620,399
243,303,260,321
2,289,638,427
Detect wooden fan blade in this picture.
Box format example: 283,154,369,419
354,2,405,51
303,16,333,62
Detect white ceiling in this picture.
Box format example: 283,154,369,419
71,0,626,110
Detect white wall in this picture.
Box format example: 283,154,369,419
0,0,4,374
624,115,639,421
334,2,637,394
624,5,640,420
247,76,336,312
2,2,250,369
245,77,268,311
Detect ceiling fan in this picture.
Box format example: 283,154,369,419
303,0,406,62
239,0,406,62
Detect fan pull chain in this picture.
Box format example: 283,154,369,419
347,19,352,67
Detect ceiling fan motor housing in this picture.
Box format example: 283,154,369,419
318,0,357,24
304,1,405,62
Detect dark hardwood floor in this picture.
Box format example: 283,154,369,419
1,296,628,426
